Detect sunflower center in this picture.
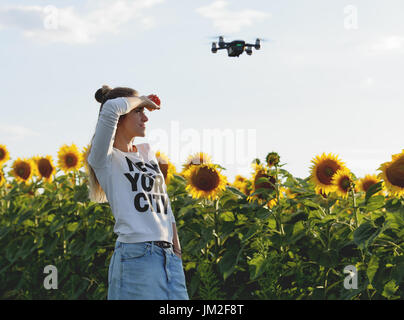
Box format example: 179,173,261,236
192,166,220,191
339,177,351,192
386,158,404,188
316,160,341,185
38,159,53,178
65,153,78,167
362,180,376,192
0,149,4,160
16,162,31,180
254,172,275,191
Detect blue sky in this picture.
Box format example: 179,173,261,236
1,0,403,182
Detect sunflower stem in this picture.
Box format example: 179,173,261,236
214,198,220,258
274,165,284,236
351,182,359,228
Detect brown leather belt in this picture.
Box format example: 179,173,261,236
145,241,172,249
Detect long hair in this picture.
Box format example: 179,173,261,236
86,85,139,203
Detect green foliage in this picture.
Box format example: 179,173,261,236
1,167,404,300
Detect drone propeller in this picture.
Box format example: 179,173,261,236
206,35,230,40
256,37,273,43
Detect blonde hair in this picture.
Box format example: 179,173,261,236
85,85,139,203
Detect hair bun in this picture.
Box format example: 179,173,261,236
95,85,112,103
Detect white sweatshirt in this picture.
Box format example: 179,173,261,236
87,97,175,244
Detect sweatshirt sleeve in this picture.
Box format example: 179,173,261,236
88,97,131,169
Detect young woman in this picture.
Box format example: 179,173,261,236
86,85,189,300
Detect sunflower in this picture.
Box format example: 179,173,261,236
378,149,404,197
266,152,280,168
32,155,56,183
0,169,5,187
310,153,346,195
181,152,212,175
247,164,277,204
10,158,35,184
357,174,382,194
57,144,82,173
82,144,91,172
266,188,287,208
0,144,10,166
185,163,228,201
232,174,251,195
155,150,176,184
332,168,354,198
285,187,297,199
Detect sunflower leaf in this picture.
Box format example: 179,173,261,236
365,181,383,204
226,186,246,198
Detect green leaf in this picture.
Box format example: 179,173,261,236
365,182,383,204
353,221,382,250
248,255,266,280
67,222,79,232
367,255,379,284
382,280,399,299
366,195,385,211
226,186,246,198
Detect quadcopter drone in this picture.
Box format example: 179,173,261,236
211,36,261,57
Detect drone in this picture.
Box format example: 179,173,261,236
211,36,261,57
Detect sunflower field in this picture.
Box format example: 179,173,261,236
0,143,404,300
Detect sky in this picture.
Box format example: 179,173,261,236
1,0,403,183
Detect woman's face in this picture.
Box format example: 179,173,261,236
119,106,149,138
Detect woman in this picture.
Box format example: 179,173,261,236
86,85,189,300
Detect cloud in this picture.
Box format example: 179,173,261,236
0,0,164,44
0,124,41,141
196,0,270,34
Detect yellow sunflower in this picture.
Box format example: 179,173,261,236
285,187,297,199
10,157,35,184
0,169,5,187
331,168,354,198
378,149,404,197
310,153,346,195
185,163,228,201
32,155,56,183
267,187,286,208
181,152,212,176
232,174,251,195
357,174,383,194
82,144,91,172
57,144,83,173
155,150,177,184
0,144,10,166
247,164,277,204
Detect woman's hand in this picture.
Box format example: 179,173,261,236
126,96,160,112
139,95,160,111
173,247,182,260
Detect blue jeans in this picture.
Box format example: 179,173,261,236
107,240,189,300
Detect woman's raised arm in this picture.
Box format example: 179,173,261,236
88,96,159,169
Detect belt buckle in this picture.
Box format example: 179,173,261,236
157,241,171,248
